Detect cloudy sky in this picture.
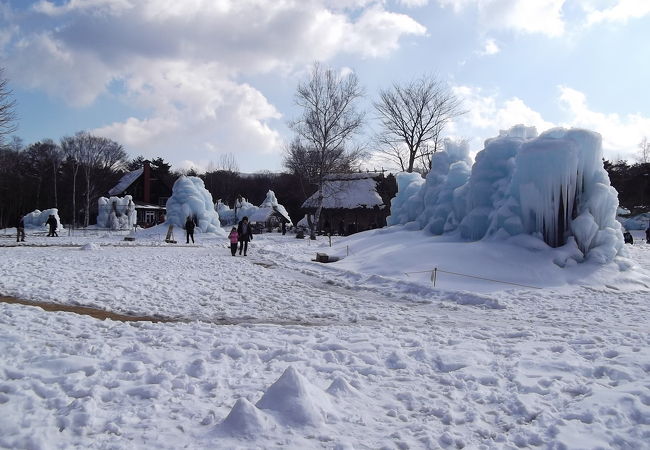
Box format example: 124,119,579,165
1,0,649,172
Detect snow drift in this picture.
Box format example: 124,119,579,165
97,196,136,230
165,176,224,235
388,126,624,263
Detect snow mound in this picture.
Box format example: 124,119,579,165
97,196,136,230
326,376,358,399
216,398,272,437
256,366,335,427
165,176,224,235
79,243,101,251
388,126,624,264
22,208,64,230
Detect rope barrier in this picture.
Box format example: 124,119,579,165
405,267,542,290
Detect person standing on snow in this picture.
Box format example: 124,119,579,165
623,230,634,245
228,227,239,256
237,216,253,256
16,214,25,242
646,225,650,244
46,214,58,237
185,216,196,244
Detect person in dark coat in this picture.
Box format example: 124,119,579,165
237,216,253,256
16,215,25,242
46,214,58,237
623,230,633,245
646,226,650,244
185,216,196,244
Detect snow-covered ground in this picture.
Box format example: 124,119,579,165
1,227,649,449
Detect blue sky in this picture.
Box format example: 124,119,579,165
1,0,649,172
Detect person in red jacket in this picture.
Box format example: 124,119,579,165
228,227,238,256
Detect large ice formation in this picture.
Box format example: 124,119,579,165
216,191,292,226
387,126,624,263
23,208,64,230
249,190,293,225
165,176,224,235
97,196,136,230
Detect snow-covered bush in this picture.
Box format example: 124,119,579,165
165,176,224,235
97,195,136,230
389,126,624,263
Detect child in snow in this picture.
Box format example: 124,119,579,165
228,227,239,256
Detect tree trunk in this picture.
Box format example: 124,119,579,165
310,184,324,240
84,172,90,228
72,165,79,229
53,162,58,208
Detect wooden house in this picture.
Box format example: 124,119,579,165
108,160,173,227
301,172,396,235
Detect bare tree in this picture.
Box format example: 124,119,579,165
61,133,84,228
639,136,650,164
0,68,17,148
374,75,464,173
285,63,365,238
62,131,126,227
217,152,239,173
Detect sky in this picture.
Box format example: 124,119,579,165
1,0,649,173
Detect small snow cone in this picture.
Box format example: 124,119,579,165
228,227,239,256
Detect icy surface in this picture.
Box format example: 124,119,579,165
165,176,224,235
22,208,64,230
0,229,649,448
389,126,624,263
97,196,136,230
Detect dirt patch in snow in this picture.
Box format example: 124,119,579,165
0,296,175,323
0,296,329,327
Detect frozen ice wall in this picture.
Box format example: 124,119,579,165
215,200,236,225
97,196,136,230
259,190,292,224
165,176,225,235
218,191,293,226
23,208,64,230
389,126,624,263
386,173,425,226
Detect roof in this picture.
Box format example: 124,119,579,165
133,201,165,210
302,177,385,210
109,168,143,196
324,172,381,181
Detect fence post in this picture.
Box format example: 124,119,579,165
432,267,437,287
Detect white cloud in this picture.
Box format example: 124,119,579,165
448,84,650,162
450,85,553,136
479,37,500,55
92,62,283,163
5,0,426,169
584,0,650,25
558,86,650,160
396,0,431,7
438,0,567,37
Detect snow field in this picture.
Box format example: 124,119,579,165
1,232,649,448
